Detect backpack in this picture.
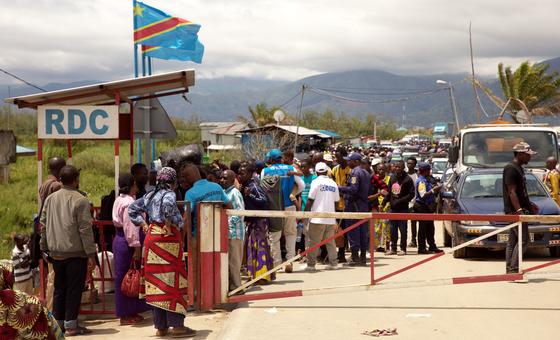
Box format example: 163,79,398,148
260,175,284,232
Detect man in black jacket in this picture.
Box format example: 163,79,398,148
385,160,415,255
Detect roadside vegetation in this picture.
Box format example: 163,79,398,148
0,104,408,258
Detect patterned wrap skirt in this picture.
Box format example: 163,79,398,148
141,224,189,316
245,218,275,282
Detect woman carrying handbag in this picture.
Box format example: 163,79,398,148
112,173,149,325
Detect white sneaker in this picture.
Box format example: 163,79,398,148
325,264,338,270
304,265,317,272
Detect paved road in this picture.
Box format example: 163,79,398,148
219,223,560,340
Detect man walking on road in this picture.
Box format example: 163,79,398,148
338,152,371,266
304,162,340,271
385,160,415,255
503,142,539,274
40,165,96,336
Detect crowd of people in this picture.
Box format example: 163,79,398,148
6,137,560,338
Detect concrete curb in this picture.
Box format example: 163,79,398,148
215,302,250,340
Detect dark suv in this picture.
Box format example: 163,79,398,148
441,168,560,258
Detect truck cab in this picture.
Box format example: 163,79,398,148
451,124,559,176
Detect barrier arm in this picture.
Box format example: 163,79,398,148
228,214,370,297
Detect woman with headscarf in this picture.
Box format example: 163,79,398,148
112,173,149,325
0,261,64,339
128,167,195,338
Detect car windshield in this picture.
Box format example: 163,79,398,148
460,173,547,199
462,130,558,168
432,161,447,173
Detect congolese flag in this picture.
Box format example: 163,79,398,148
142,41,204,63
133,1,201,50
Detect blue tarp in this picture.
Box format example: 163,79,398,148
16,145,35,155
316,129,340,138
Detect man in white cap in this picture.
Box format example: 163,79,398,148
503,142,539,274
304,162,340,271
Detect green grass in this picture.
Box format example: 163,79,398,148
0,113,202,259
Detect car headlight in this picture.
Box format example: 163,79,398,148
462,220,490,226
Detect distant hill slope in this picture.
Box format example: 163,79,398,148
2,57,559,128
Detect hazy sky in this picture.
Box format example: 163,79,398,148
0,0,558,85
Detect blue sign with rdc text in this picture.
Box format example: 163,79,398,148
38,105,119,139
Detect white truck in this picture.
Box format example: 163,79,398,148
448,124,559,175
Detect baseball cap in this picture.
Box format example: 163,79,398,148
418,162,431,171
344,152,362,161
512,142,537,155
315,162,329,174
371,158,383,166
266,148,283,161
323,153,334,162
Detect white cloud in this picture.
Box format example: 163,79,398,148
0,0,558,85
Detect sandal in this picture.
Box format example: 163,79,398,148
156,328,168,337
120,315,145,325
65,326,93,337
169,326,197,338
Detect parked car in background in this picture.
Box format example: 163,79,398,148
431,157,448,180
441,168,560,258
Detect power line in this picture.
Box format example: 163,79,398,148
0,67,46,92
314,87,446,96
277,88,303,109
307,86,443,104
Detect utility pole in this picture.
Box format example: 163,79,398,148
449,85,460,135
293,84,306,154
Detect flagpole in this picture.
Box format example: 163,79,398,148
133,0,142,163
148,57,156,163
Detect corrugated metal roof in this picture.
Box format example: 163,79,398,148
239,124,331,138
4,70,195,109
209,122,248,135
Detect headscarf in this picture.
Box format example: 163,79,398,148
157,167,177,185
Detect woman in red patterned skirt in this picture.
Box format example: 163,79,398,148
129,167,195,338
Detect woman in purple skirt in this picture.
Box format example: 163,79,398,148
239,163,275,283
112,173,150,325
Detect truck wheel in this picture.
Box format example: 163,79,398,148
550,246,560,258
443,228,452,248
452,235,468,258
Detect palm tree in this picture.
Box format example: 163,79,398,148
472,61,560,122
239,103,283,127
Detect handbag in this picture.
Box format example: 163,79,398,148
121,260,141,298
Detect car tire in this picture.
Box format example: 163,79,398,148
550,246,560,258
443,227,452,248
452,234,468,258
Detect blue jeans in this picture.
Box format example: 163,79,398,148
390,219,408,251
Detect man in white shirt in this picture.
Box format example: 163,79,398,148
304,162,340,271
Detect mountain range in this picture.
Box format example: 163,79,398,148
2,56,559,128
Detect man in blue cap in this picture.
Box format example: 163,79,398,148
414,162,443,254
261,148,298,272
338,152,372,266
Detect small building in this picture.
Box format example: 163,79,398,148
200,121,248,151
239,124,336,159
